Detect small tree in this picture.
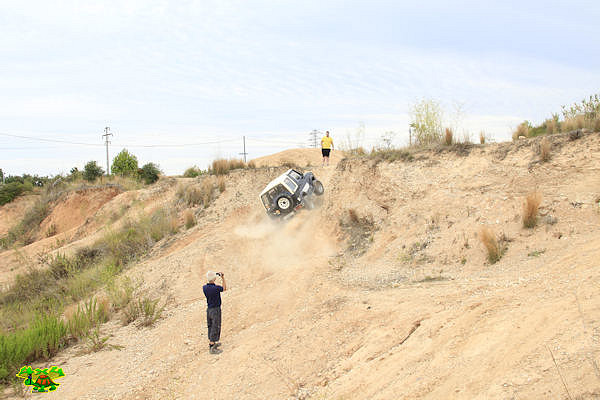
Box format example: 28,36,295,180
139,163,161,184
111,149,138,176
410,99,443,145
83,161,104,182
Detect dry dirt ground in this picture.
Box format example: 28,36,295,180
2,134,600,399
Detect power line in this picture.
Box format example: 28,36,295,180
0,132,104,146
0,132,240,148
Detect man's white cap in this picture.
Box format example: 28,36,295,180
206,271,217,282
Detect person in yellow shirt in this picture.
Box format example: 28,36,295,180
321,131,334,166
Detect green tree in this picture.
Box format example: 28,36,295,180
139,163,161,184
83,161,104,182
410,99,443,145
111,149,138,176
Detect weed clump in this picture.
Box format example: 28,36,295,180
540,137,551,162
177,178,218,209
479,227,505,264
369,148,414,163
210,158,246,175
522,192,542,228
444,128,453,146
121,296,165,327
217,176,226,193
184,210,196,229
65,297,110,340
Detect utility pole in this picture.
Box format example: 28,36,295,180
239,135,248,163
308,130,319,148
102,127,113,175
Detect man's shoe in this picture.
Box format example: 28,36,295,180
214,342,221,348
210,346,222,355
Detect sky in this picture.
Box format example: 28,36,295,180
1,0,599,176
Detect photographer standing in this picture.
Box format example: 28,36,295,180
203,270,227,354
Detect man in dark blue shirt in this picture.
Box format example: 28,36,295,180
203,270,227,354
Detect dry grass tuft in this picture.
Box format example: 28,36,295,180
444,128,453,146
512,122,529,140
479,227,502,264
479,131,486,144
561,115,585,132
210,158,246,175
217,176,226,193
540,137,551,162
200,178,214,208
522,192,542,228
247,160,257,169
177,178,218,209
545,118,558,134
184,209,196,229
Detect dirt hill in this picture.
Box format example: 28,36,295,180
2,135,600,399
251,148,346,168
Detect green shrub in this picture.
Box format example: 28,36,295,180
410,99,443,145
83,161,104,182
66,298,109,340
139,163,161,184
107,277,136,311
183,166,204,177
137,297,164,327
0,182,27,206
111,149,138,176
121,296,164,327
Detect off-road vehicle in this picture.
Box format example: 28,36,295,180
259,169,324,218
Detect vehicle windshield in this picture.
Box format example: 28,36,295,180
287,170,302,181
283,177,298,193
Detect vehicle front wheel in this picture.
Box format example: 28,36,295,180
313,180,324,196
276,195,293,213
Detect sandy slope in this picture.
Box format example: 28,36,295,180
251,148,346,168
3,135,600,399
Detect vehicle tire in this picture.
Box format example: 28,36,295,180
313,180,324,196
276,195,293,214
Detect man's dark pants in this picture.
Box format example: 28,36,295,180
207,307,221,342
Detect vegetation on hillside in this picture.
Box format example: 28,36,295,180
0,208,178,384
512,94,600,140
111,149,139,176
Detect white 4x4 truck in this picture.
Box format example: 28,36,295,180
259,169,324,219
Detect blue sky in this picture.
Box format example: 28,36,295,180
1,0,599,175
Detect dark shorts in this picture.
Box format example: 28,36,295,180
322,148,331,157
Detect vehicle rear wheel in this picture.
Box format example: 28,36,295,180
313,180,324,196
276,195,293,213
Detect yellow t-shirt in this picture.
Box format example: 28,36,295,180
321,136,333,149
